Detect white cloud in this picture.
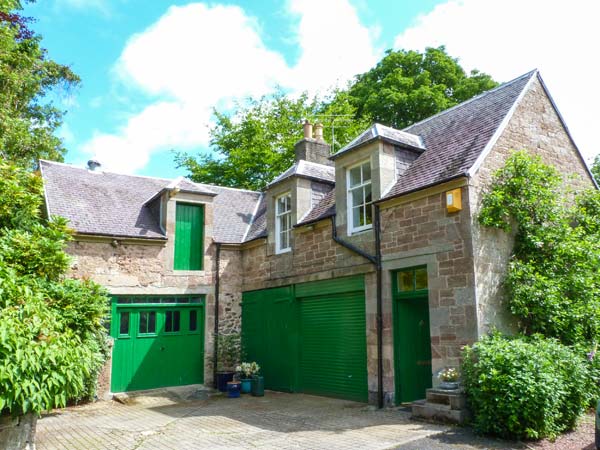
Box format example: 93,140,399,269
394,0,600,161
81,1,377,173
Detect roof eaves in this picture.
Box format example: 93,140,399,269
378,173,469,204
466,70,538,178
295,211,335,228
74,231,168,241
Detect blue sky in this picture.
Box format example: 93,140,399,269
25,0,600,179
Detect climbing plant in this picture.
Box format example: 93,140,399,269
478,151,600,345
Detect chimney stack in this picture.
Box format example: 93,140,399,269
314,122,324,141
87,159,101,171
303,120,313,139
294,121,332,166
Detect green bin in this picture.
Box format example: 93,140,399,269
251,376,264,397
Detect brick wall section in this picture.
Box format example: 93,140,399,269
380,186,477,378
470,76,596,336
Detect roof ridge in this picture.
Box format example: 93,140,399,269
39,159,172,183
403,69,538,131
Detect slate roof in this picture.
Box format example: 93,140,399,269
267,160,335,187
40,160,261,243
296,189,336,226
243,194,267,241
331,123,425,160
384,70,536,199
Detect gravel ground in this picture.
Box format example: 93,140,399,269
527,412,596,450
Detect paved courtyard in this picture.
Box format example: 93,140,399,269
36,386,520,450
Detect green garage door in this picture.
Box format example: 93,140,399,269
242,286,297,392
297,277,368,402
110,296,205,392
241,276,367,402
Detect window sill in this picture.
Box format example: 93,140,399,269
348,225,373,236
275,248,292,255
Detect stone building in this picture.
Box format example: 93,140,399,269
41,70,595,406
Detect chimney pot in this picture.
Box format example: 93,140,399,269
314,122,324,141
303,120,313,140
87,159,101,171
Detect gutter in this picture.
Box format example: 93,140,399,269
330,215,384,409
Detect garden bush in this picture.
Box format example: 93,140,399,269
0,164,109,415
462,334,592,440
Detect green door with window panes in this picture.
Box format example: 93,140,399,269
393,267,432,403
110,296,205,392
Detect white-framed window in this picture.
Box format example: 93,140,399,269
275,192,292,253
347,160,373,233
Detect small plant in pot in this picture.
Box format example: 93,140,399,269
438,367,460,390
216,333,241,392
236,362,260,394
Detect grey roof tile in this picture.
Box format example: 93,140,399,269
296,189,336,226
331,123,425,159
383,70,536,199
243,194,267,241
268,160,335,187
40,160,260,243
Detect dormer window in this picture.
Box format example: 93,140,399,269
347,160,372,233
275,192,292,253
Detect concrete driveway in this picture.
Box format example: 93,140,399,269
35,386,519,450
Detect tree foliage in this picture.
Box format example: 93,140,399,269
478,151,600,344
177,47,496,191
347,46,497,129
0,0,80,169
592,154,600,184
175,91,369,191
0,163,109,416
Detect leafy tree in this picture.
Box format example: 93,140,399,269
0,0,80,169
347,46,497,129
0,163,109,416
175,90,369,191
592,154,600,183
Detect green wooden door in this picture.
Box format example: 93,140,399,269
110,296,205,392
297,276,368,402
393,267,432,403
174,203,204,270
242,286,297,392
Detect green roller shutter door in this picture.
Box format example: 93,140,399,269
297,277,368,403
241,276,367,402
174,203,204,270
242,286,297,392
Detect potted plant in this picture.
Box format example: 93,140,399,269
438,367,460,390
236,362,260,394
216,333,241,392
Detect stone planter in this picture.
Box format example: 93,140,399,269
0,413,37,450
439,381,460,390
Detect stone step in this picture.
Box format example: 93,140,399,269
425,389,466,410
411,402,469,424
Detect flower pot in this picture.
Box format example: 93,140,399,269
227,381,241,398
251,376,264,397
439,380,460,390
216,371,234,392
240,378,252,393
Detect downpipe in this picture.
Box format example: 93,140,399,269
213,242,221,388
330,213,384,409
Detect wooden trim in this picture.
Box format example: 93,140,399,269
378,178,468,210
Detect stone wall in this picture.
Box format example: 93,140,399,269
470,75,596,336
379,182,477,389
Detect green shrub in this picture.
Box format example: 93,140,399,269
462,334,592,440
0,164,109,415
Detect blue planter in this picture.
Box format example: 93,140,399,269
227,381,241,398
240,378,252,393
